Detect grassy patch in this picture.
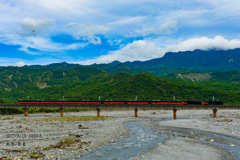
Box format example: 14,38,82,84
0,117,13,120
43,137,81,150
65,108,96,112
29,152,45,159
57,137,80,147
0,108,97,115
35,116,111,121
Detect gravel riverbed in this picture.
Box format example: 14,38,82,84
0,109,239,160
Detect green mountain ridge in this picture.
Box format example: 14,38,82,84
0,66,240,104
14,48,240,77
1,49,240,104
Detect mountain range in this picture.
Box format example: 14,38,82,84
21,48,240,76
1,48,240,104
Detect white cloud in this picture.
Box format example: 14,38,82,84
0,1,112,54
0,57,68,66
78,40,163,64
1,32,87,55
0,0,240,63
67,22,111,44
0,17,88,54
18,18,54,36
109,16,146,26
0,58,28,66
78,36,240,65
166,36,240,52
212,0,240,18
14,61,26,67
135,21,177,36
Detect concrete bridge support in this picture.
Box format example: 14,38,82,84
60,110,64,117
24,106,28,116
60,106,64,117
212,108,217,118
24,110,28,116
173,109,177,119
135,108,138,117
97,108,100,117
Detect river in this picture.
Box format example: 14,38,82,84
78,118,240,160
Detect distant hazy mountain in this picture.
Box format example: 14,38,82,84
24,62,81,69
20,48,240,76
125,48,240,73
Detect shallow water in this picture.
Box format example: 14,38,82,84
78,119,240,160
78,121,167,160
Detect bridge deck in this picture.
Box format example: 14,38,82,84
0,104,240,110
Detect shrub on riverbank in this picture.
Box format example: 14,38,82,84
0,108,23,114
0,108,95,115
35,116,111,121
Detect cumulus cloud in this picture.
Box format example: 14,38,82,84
78,40,163,64
18,18,55,36
135,21,178,36
166,36,240,52
14,61,26,67
0,58,27,66
0,0,240,64
78,36,240,65
18,37,87,54
0,17,88,54
67,22,111,44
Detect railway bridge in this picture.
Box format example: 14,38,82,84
0,104,240,119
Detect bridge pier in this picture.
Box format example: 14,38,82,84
173,109,177,119
97,108,100,117
60,110,64,117
24,110,28,116
23,106,28,116
134,108,138,117
60,106,64,117
212,108,217,118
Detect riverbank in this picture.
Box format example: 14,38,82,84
135,110,240,160
0,109,239,160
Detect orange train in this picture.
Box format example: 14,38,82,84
18,100,223,105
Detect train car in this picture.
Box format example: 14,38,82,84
18,100,42,104
202,101,223,105
18,100,223,105
63,100,102,104
103,101,126,104
62,101,85,104
127,101,150,104
85,101,102,104
41,100,62,104
19,100,64,104
151,101,182,105
182,101,202,105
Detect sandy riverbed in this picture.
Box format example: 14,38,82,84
0,109,239,160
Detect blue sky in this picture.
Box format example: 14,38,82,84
1,0,240,66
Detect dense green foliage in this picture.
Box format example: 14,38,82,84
0,64,240,105
1,52,240,107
